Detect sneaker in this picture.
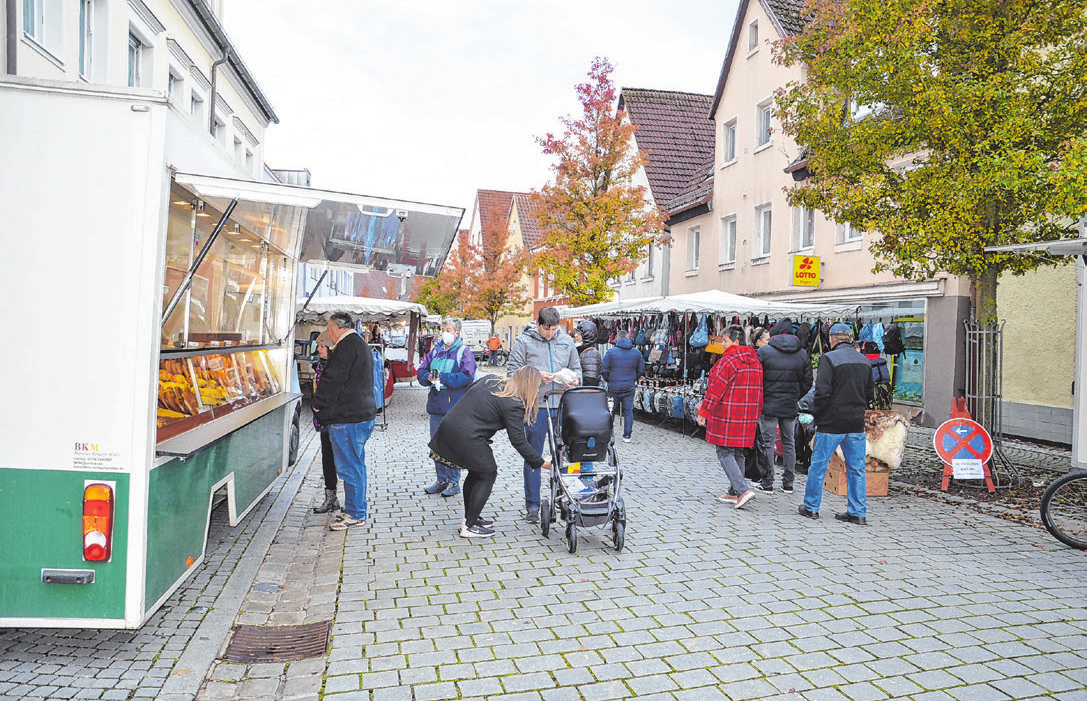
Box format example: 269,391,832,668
622,437,632,443
476,517,494,527
460,523,496,538
424,481,448,495
440,483,460,498
781,485,794,494
717,493,738,504
525,508,539,524
753,484,775,495
798,505,820,520
734,491,755,509
329,516,365,531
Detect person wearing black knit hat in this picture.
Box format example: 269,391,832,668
755,317,812,495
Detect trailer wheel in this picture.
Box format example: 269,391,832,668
287,402,302,466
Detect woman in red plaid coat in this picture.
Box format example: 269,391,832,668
697,325,764,509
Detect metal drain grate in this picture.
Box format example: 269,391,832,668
222,620,332,663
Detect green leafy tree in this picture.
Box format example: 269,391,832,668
773,0,1087,326
413,231,477,317
532,57,667,305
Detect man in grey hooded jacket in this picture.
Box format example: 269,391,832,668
507,306,582,523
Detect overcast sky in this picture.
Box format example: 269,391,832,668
222,0,740,222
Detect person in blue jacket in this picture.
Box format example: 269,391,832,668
417,317,478,497
601,329,645,443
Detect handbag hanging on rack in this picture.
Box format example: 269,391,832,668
705,315,725,354
689,314,709,348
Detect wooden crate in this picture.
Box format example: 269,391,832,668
823,454,889,496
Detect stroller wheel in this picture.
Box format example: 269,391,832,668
566,521,577,554
612,518,625,552
540,497,551,538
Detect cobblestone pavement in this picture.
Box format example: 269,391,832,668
5,382,1087,701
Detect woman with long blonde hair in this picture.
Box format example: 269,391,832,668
429,367,552,538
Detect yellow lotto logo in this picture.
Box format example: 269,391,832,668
792,255,820,286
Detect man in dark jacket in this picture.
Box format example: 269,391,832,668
756,318,813,494
799,323,875,525
601,330,645,443
573,320,602,386
313,312,377,531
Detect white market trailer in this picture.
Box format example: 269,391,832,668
0,77,462,628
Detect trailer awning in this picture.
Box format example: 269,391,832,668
173,172,464,276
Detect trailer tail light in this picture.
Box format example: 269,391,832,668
82,483,114,562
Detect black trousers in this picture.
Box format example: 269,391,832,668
463,470,496,527
320,430,338,490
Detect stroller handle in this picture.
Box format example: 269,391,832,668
545,389,566,399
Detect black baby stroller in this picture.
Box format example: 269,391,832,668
541,387,626,553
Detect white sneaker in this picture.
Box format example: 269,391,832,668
460,523,495,538
622,437,631,443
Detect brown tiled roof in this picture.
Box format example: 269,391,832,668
512,193,545,250
476,190,518,233
618,89,716,209
664,154,715,216
710,0,811,119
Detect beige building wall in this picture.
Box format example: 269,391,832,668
495,199,534,347
1001,263,1075,407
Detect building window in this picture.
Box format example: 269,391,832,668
213,115,226,144
839,221,863,242
722,119,737,164
127,34,145,87
234,136,244,160
748,19,759,53
168,68,184,104
793,206,815,250
720,215,737,265
24,0,61,55
687,226,700,270
754,204,772,258
79,0,94,78
756,100,773,148
245,148,254,172
191,90,205,122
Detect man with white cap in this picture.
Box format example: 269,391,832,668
799,323,874,525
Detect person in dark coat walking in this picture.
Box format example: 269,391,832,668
313,312,377,531
601,330,645,442
755,318,813,495
573,320,602,387
430,367,552,538
696,325,763,509
800,323,875,525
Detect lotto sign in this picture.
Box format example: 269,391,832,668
933,418,993,466
792,255,820,286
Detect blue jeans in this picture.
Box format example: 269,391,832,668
803,431,867,517
328,421,375,520
429,414,460,485
523,407,557,510
609,388,635,438
715,445,750,495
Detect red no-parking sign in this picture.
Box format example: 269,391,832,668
933,418,993,465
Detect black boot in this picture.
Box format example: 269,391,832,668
313,488,340,513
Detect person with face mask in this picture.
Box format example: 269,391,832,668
417,317,478,497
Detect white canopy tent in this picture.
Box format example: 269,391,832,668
296,295,429,323
560,289,858,320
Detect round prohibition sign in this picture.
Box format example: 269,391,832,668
933,418,993,465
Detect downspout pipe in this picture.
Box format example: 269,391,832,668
208,47,230,135
6,0,17,74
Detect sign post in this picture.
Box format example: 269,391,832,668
933,417,995,493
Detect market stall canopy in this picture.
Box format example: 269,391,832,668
296,295,429,323
561,289,858,319
174,173,464,277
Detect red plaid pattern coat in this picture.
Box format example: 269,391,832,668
699,345,764,448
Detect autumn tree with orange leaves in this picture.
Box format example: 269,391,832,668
531,57,667,305
415,210,529,329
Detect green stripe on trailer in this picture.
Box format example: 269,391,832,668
144,408,285,610
0,469,129,619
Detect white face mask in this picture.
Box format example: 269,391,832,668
441,331,456,346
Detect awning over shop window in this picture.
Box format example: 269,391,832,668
174,172,464,277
